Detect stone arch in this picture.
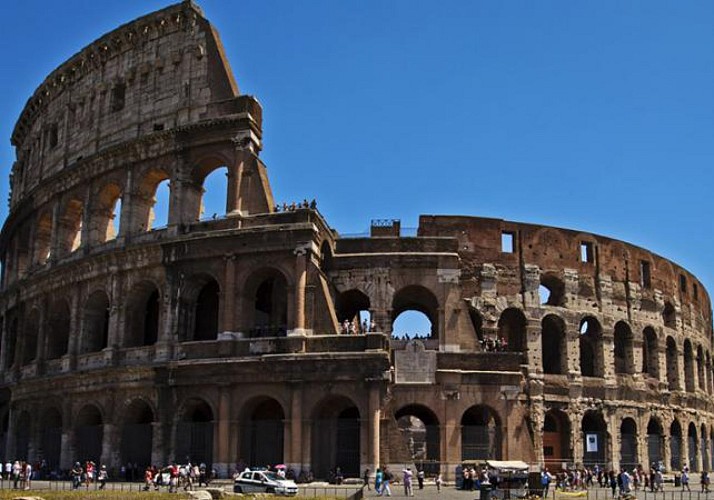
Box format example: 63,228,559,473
75,404,104,465
620,417,638,470
179,275,220,342
543,409,571,465
391,285,439,339
579,316,603,377
33,211,52,264
176,398,214,466
688,422,699,471
642,326,659,379
82,290,110,353
336,289,370,329
311,395,360,479
193,157,229,221
58,197,84,256
498,307,527,352
697,345,706,393
666,336,680,390
394,404,441,467
647,417,664,467
461,405,502,461
22,307,40,365
46,298,70,360
40,407,62,470
614,321,634,374
135,167,171,232
581,410,608,466
684,340,695,392
92,182,123,243
540,273,565,306
124,281,161,347
242,267,289,337
542,314,566,375
240,396,286,469
120,399,154,470
670,419,683,471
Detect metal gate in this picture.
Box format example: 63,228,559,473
246,420,283,467
336,419,360,477
621,433,637,470
688,436,698,471
582,431,606,466
462,426,501,461
175,422,213,466
121,423,152,469
670,436,682,471
76,425,103,463
15,424,29,460
647,434,663,466
41,426,62,469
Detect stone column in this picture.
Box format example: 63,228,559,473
289,384,303,473
289,243,311,336
366,384,381,476
663,433,671,471
442,397,460,482
151,422,163,468
101,423,119,468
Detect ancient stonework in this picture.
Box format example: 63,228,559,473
0,1,712,481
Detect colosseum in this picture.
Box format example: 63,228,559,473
0,0,712,481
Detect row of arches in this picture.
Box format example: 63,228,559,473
3,161,229,284
544,410,714,472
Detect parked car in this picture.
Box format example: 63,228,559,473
234,469,299,496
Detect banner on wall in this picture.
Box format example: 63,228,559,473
585,433,598,452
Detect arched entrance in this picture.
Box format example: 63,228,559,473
14,410,30,460
125,282,160,347
395,405,440,474
47,299,70,360
120,400,153,470
670,420,683,471
40,408,62,471
647,418,663,467
311,396,360,479
176,399,214,466
688,423,698,472
391,286,439,339
579,317,603,377
620,418,638,470
543,410,571,466
193,279,220,341
461,405,502,460
76,405,103,465
582,411,607,466
244,269,288,337
241,397,285,468
336,289,370,333
83,291,110,353
498,308,527,353
542,315,566,374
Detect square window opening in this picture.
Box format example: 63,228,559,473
580,242,594,263
640,261,651,289
501,232,515,253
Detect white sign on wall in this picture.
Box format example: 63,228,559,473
586,433,598,452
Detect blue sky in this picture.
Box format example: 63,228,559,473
0,1,713,327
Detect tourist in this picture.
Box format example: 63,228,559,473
541,468,553,497
435,472,443,492
379,467,393,496
417,468,425,490
71,462,83,490
702,470,710,493
363,468,371,490
682,466,691,492
98,465,108,490
402,467,414,497
375,467,383,493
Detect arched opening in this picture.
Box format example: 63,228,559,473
14,411,30,460
581,411,607,466
663,302,676,329
702,425,709,473
121,400,154,470
392,311,432,340
22,309,39,365
614,321,634,374
242,397,284,468
579,316,603,377
193,280,220,341
136,169,171,232
392,285,439,339
710,430,714,471
642,327,659,379
498,308,527,352
395,405,441,474
311,396,360,479
670,420,683,471
176,399,214,466
320,241,333,273
41,408,62,471
688,422,699,472
620,418,638,470
542,315,566,374
46,299,70,360
198,166,228,220
469,308,484,344
647,418,664,468
125,282,160,347
540,274,565,306
94,183,123,243
76,405,103,465
34,212,52,264
684,340,695,392
82,291,110,353
697,346,705,392
244,269,288,337
59,198,83,255
0,412,8,462
461,405,502,461
4,315,18,368
336,289,370,334
666,337,679,390
543,410,572,466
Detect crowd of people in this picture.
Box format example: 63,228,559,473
361,466,440,497
142,462,212,492
274,199,317,212
340,318,378,335
480,336,509,352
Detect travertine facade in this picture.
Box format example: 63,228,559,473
0,1,712,480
